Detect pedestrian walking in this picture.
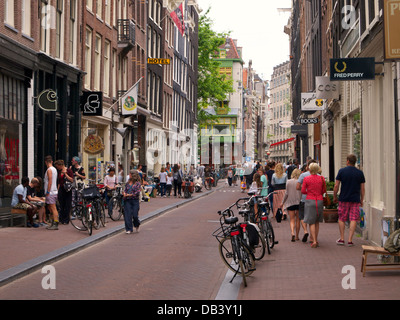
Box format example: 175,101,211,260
281,169,302,241
173,164,183,197
166,172,173,197
123,170,141,234
54,160,74,225
271,163,287,219
44,155,59,230
227,167,233,186
296,159,317,242
159,167,168,197
333,154,365,247
266,161,275,212
104,167,118,218
301,163,326,248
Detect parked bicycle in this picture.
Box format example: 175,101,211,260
108,185,124,221
212,203,256,287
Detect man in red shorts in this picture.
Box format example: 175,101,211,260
333,154,365,246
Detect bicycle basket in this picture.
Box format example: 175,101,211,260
212,225,230,239
82,186,101,199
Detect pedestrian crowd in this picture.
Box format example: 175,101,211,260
235,154,365,249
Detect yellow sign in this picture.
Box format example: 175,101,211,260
384,0,400,60
147,58,170,65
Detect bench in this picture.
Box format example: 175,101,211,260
10,208,27,227
361,245,400,277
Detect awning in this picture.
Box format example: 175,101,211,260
270,137,295,148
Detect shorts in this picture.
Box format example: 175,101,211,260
338,201,360,222
46,194,58,205
287,204,299,211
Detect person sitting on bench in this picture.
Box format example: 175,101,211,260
11,176,38,228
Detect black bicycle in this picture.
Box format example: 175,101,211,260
213,203,256,287
256,192,277,254
108,185,124,221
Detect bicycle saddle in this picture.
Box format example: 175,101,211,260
224,216,238,225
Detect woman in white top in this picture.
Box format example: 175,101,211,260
104,167,118,216
281,168,302,242
159,167,168,197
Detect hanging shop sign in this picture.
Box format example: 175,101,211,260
384,0,400,60
83,134,105,154
316,76,339,100
300,117,319,125
330,58,375,81
38,89,58,111
279,120,294,128
301,92,326,111
147,58,171,65
291,125,308,136
81,91,103,116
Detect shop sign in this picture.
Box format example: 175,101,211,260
300,118,319,125
147,58,170,65
384,0,400,60
301,92,326,111
279,120,294,128
291,125,308,136
316,76,339,100
330,57,375,81
38,89,58,111
83,134,105,154
81,91,103,116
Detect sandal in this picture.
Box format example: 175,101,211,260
291,235,295,242
311,242,318,248
302,233,309,243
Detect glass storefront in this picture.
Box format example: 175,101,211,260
0,71,26,210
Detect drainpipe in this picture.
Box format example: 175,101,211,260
394,62,400,230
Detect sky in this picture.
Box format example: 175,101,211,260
196,0,292,81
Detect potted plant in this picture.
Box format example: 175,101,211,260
323,193,338,223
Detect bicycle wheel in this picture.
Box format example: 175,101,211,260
109,197,123,221
218,237,255,276
261,220,271,254
267,220,275,249
92,201,101,230
252,232,266,260
237,241,256,287
98,199,106,227
70,204,87,231
82,207,92,236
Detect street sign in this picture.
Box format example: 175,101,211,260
147,58,170,65
300,118,319,125
330,57,375,81
291,125,308,136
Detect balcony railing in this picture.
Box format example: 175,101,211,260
117,19,136,48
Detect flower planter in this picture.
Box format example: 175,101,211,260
323,208,338,223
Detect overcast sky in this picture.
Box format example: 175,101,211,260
196,0,292,81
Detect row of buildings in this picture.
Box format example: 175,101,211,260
0,0,200,214
286,0,400,245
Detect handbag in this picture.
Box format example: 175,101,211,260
276,208,283,223
64,181,73,192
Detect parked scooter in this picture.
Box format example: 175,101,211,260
193,176,203,193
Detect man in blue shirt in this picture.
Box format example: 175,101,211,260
11,176,38,228
333,154,365,246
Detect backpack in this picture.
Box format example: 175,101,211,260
384,229,400,253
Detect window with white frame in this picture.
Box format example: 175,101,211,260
85,27,93,89
56,0,64,59
94,34,102,90
104,40,110,96
69,0,77,64
21,0,31,36
96,0,102,19
4,0,15,27
105,0,111,25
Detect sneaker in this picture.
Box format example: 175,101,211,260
125,231,131,234
336,239,345,245
347,242,354,247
